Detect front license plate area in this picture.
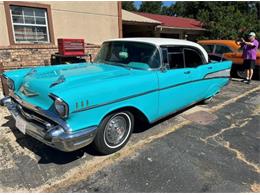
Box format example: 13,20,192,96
15,116,27,134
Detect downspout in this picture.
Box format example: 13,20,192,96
117,1,122,38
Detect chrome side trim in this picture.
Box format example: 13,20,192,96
73,88,158,113
72,72,230,113
204,69,230,79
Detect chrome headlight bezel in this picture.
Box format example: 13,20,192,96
50,95,69,119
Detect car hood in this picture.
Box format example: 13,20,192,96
16,63,131,109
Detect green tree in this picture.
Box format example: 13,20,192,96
173,2,211,18
122,1,137,12
138,1,163,14
173,1,260,39
161,3,175,16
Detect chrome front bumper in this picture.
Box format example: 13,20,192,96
1,96,97,152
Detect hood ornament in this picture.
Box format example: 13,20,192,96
20,85,39,97
50,75,66,88
25,68,37,77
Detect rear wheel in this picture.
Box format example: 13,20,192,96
236,69,246,79
93,111,134,155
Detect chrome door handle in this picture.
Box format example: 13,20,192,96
184,71,191,74
208,66,213,69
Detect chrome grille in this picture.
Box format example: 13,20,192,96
15,103,53,130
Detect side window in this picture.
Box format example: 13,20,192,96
184,48,204,68
215,45,232,54
202,44,214,53
167,47,185,69
162,48,168,64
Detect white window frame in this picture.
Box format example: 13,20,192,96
10,5,50,44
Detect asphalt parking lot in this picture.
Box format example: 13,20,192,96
0,79,259,192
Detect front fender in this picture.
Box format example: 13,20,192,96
52,71,159,132
65,89,158,132
2,68,32,91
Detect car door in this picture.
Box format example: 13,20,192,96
188,46,231,99
182,47,211,100
157,46,197,117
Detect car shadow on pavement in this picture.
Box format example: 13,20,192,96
2,116,102,165
133,103,199,134
1,102,201,165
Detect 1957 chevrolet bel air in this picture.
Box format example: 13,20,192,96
0,38,232,154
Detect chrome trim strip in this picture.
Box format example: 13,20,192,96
204,69,230,78
160,76,230,92
73,89,158,113
72,70,230,113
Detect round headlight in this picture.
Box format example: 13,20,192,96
7,79,14,90
54,99,69,118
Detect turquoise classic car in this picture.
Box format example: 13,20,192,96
0,38,232,154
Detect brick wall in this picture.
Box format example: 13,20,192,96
0,44,100,72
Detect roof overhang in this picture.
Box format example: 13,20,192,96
122,10,161,25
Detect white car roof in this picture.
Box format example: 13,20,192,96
107,37,208,62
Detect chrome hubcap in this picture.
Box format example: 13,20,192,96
104,113,130,148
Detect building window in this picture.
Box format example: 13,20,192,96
4,1,54,45
10,6,49,43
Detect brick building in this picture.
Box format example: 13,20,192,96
0,2,206,72
0,1,122,71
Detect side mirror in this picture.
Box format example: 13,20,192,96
88,54,93,63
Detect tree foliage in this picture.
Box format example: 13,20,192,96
138,1,163,14
122,1,260,40
161,3,175,16
122,1,137,12
173,1,260,39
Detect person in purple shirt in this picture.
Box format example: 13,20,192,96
238,32,259,84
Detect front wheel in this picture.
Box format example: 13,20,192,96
93,111,134,155
202,96,213,104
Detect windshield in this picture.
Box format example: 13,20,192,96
94,41,161,69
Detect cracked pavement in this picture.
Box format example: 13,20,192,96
0,79,259,192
